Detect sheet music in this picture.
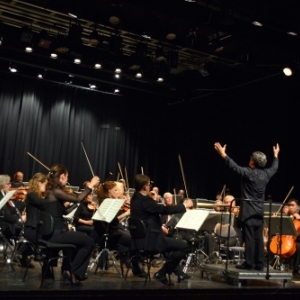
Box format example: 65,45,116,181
92,198,125,223
0,190,16,210
175,210,210,231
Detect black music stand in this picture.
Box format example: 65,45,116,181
264,216,298,270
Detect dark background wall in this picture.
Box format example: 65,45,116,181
0,71,299,201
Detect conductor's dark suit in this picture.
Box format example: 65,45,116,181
130,191,189,275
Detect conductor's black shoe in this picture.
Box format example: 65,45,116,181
153,272,169,285
235,263,252,270
178,273,191,283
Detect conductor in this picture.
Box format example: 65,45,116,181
214,142,280,271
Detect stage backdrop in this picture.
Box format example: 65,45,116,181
0,71,299,201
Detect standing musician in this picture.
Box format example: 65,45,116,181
130,174,194,284
286,198,300,278
43,164,100,286
214,142,280,271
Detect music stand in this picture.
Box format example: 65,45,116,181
264,216,298,269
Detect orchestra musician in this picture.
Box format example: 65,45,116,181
130,174,194,284
96,181,145,277
43,164,100,286
0,175,30,267
23,173,47,244
286,198,300,278
214,142,279,271
73,192,100,245
10,171,25,188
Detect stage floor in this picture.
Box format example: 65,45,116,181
0,255,300,299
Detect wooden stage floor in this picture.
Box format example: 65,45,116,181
0,254,300,300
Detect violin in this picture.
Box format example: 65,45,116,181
87,200,98,210
9,187,28,200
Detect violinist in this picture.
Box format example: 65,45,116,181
73,192,100,247
286,198,300,278
0,175,30,267
130,174,194,284
11,171,25,188
43,164,100,285
96,181,145,277
24,173,47,243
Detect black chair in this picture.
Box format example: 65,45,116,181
126,217,166,285
23,211,76,288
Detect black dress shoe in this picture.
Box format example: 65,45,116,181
75,273,88,281
178,273,191,283
235,263,252,270
153,272,169,285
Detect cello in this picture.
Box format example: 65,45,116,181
269,186,297,259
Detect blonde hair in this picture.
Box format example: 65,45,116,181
27,173,47,198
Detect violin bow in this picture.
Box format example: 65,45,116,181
141,166,144,175
27,152,50,171
220,184,226,202
81,141,95,177
178,154,189,199
276,186,294,215
117,162,127,190
124,166,130,191
173,188,177,205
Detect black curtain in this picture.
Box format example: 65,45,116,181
1,72,300,201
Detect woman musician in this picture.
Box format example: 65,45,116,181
96,181,145,277
43,164,100,285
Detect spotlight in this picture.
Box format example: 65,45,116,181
115,74,120,79
135,72,142,78
50,53,58,59
25,46,33,53
283,67,292,76
37,73,43,79
157,77,164,82
94,63,102,69
74,58,81,64
114,88,120,93
115,68,122,73
89,83,96,89
252,21,263,27
9,65,17,73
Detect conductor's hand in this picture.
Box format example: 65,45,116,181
214,142,227,158
183,199,194,209
273,143,280,158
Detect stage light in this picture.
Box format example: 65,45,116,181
283,67,292,76
94,63,102,69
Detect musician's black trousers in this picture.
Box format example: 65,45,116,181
241,218,264,268
159,237,190,275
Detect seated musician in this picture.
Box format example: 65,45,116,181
130,175,194,284
10,171,25,188
96,181,145,277
286,198,300,278
0,175,31,267
74,192,101,247
204,195,241,260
